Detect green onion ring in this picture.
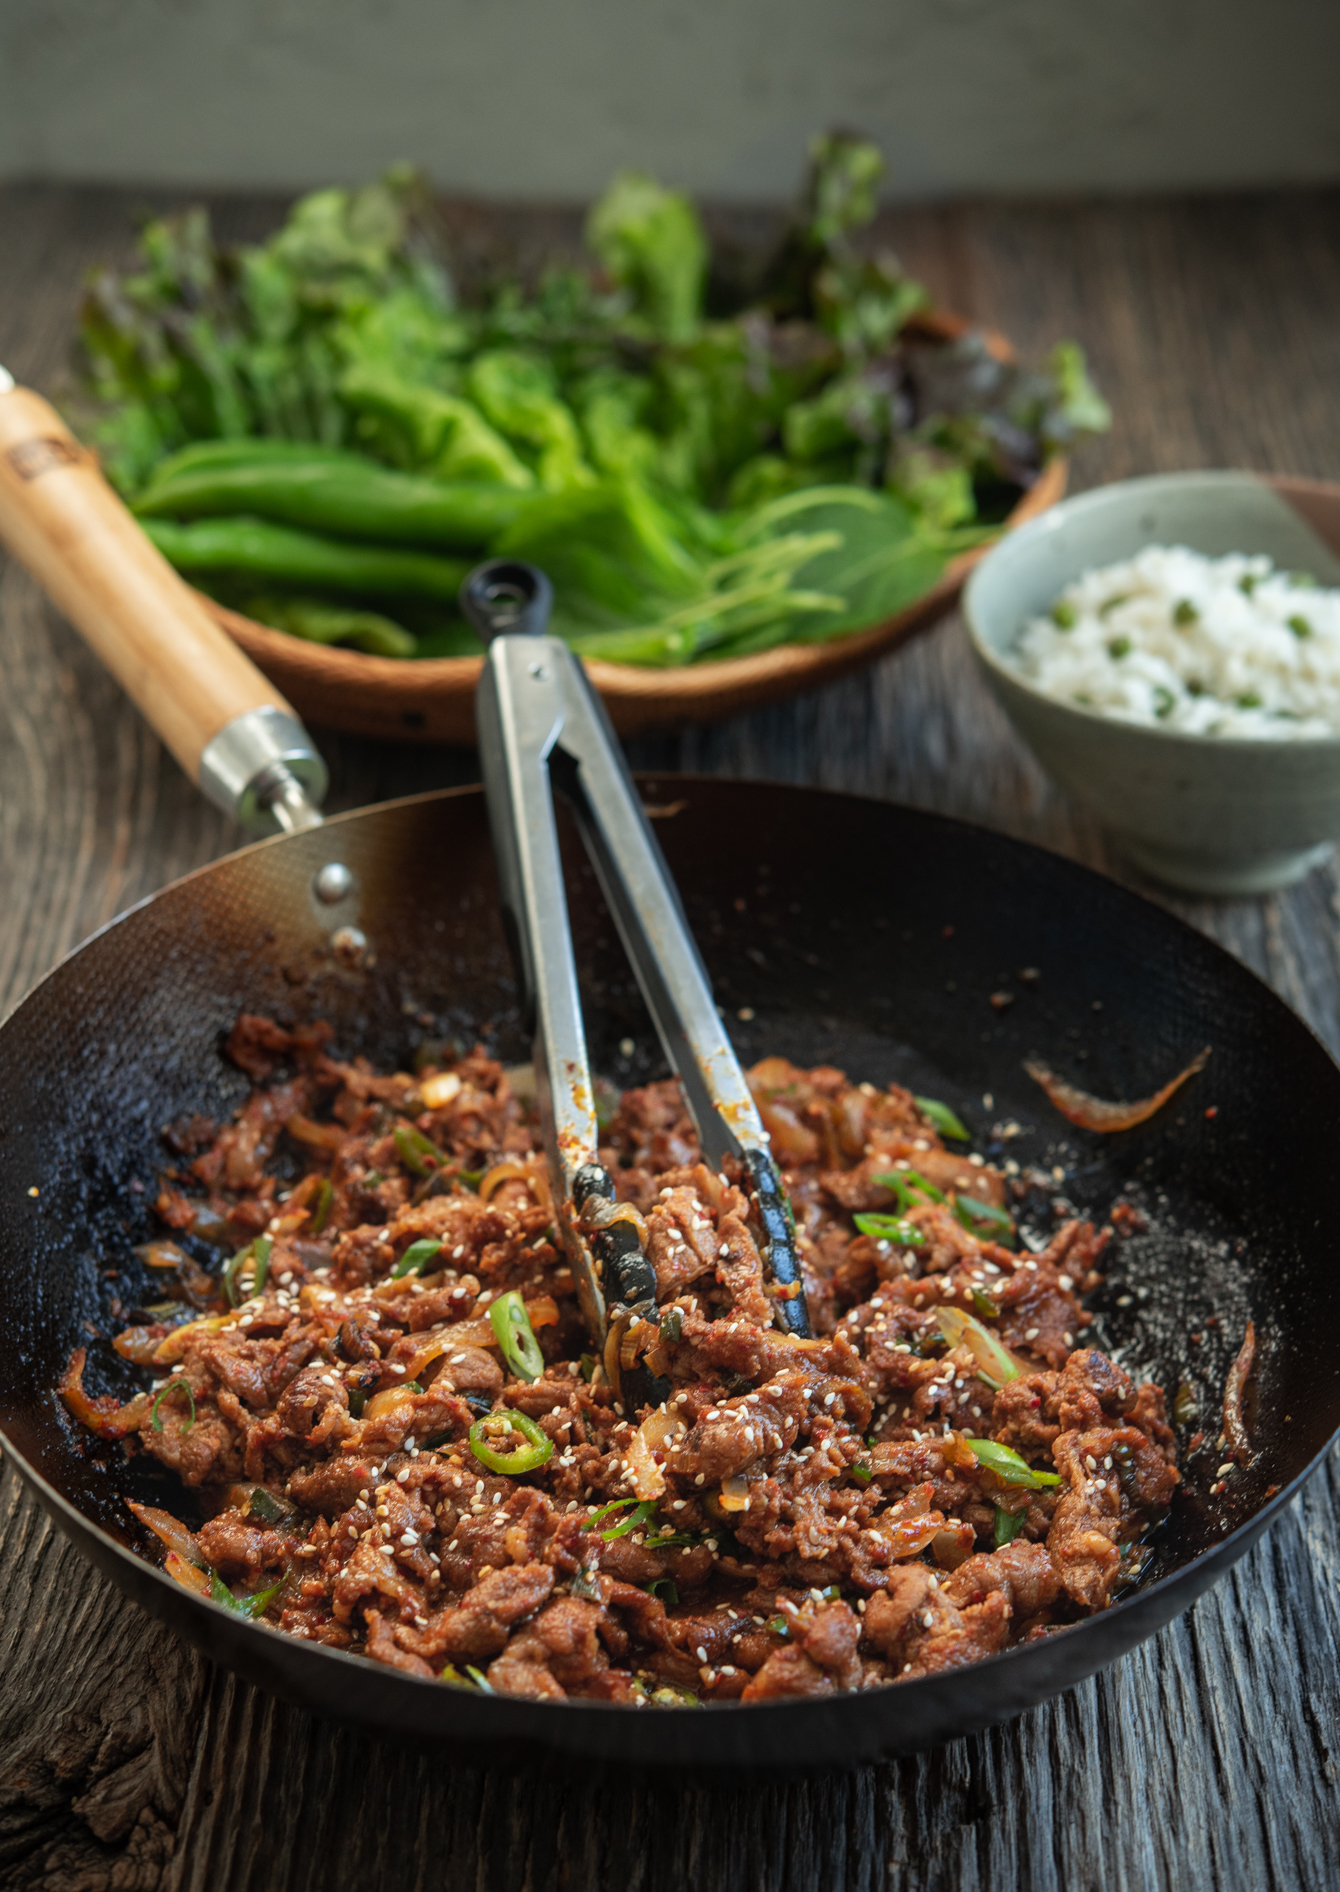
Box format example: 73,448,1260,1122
150,1378,195,1432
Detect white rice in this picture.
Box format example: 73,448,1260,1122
1013,545,1340,738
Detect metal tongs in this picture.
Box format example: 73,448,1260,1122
465,560,812,1410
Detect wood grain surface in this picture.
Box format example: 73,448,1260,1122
2,183,1339,1891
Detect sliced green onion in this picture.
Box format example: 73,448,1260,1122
954,1194,1014,1241
489,1290,545,1383
659,1308,683,1343
209,1572,282,1619
581,1497,659,1540
391,1237,443,1279
1051,600,1077,628
309,1177,334,1235
458,1168,483,1191
934,1306,1022,1386
902,1168,946,1204
914,1095,969,1141
250,1236,273,1294
393,1123,440,1176
647,1577,680,1607
150,1378,195,1432
221,1242,252,1308
600,1500,657,1540
970,1288,1000,1320
579,1352,598,1382
1173,598,1198,626
853,1211,926,1245
767,1613,790,1637
850,1460,873,1485
1289,613,1313,640
468,1409,554,1475
222,1235,272,1307
1174,1382,1198,1425
570,1565,604,1601
348,1388,367,1419
994,1505,1027,1546
965,1437,1062,1488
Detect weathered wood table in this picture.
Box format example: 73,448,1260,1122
2,186,1339,1891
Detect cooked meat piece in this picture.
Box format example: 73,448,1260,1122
66,1027,1184,1706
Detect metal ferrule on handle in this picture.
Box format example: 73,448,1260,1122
469,560,812,1404
0,368,326,834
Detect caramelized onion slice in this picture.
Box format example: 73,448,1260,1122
1024,1045,1211,1132
626,1407,688,1501
128,1498,202,1566
1223,1319,1256,1464
58,1350,151,1438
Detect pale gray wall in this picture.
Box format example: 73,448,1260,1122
3,0,1338,200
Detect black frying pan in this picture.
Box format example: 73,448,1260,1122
0,780,1335,1770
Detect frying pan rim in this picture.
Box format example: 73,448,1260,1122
1,777,1334,1726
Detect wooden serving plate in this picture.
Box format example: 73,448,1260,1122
202,310,1068,744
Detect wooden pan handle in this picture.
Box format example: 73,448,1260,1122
0,381,324,822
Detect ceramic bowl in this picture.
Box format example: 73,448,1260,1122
963,470,1340,895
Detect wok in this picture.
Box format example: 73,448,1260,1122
0,779,1336,1768
0,370,1336,1770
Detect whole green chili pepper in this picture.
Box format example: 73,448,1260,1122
135,445,529,550
468,1409,554,1474
141,516,470,601
244,594,417,658
489,1290,545,1383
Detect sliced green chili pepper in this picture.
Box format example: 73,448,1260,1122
971,1288,1001,1320
647,1577,680,1607
210,1572,282,1619
489,1290,545,1383
850,1460,873,1485
994,1506,1027,1547
853,1210,925,1245
393,1123,440,1177
914,1095,969,1141
246,1486,289,1524
965,1438,1062,1488
150,1378,195,1432
649,1683,701,1706
140,516,470,603
902,1168,946,1203
954,1194,1014,1241
348,1389,367,1419
767,1613,790,1637
309,1177,334,1235
458,1168,483,1191
659,1308,683,1343
468,1409,554,1474
1174,1382,1199,1425
579,1351,598,1382
871,1170,944,1215
391,1237,444,1279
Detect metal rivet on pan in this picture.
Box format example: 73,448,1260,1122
314,862,355,904
331,925,374,970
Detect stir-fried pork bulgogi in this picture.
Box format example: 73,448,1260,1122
60,1015,1179,1704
